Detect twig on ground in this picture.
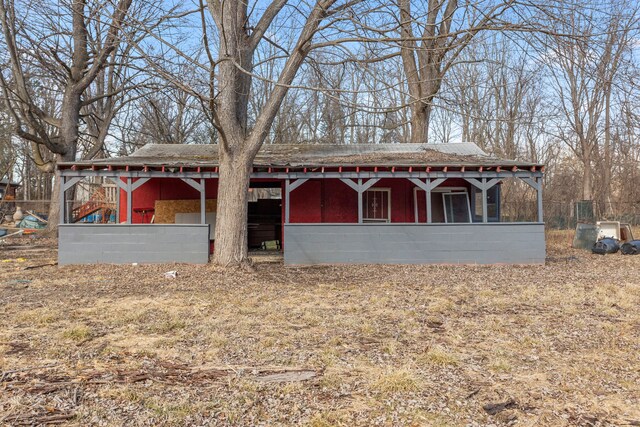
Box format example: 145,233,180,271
23,262,57,270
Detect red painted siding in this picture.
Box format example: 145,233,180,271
288,178,469,223
118,178,219,223
123,177,471,225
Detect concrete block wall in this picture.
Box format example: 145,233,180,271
284,223,545,265
59,224,210,264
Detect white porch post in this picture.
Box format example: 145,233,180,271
520,176,544,223
284,178,308,224
482,178,488,223
426,183,432,224
357,178,363,224
537,177,543,222
59,176,66,225
115,181,120,223
409,178,445,223
464,177,501,223
126,178,132,224
339,178,380,224
179,178,207,224
59,176,83,224
200,179,206,224
114,177,148,225
285,179,290,224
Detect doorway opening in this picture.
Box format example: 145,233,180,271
248,181,282,250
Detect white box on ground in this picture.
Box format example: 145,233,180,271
596,221,620,240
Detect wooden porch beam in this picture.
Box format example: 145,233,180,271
63,177,83,192
288,178,308,192
360,178,380,192
131,178,150,192
181,178,204,192
339,178,360,192
464,177,501,191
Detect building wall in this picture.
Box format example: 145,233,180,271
119,178,220,223
122,177,472,225
288,178,470,223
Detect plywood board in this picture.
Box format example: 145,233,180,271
154,199,217,224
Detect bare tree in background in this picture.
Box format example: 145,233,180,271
0,0,173,229
78,1,168,161
0,0,135,228
0,99,16,184
544,5,637,202
128,84,208,147
395,0,516,143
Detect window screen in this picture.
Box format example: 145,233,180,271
443,193,471,223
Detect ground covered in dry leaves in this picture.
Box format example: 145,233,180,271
1,231,639,426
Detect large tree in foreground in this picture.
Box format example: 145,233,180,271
195,1,358,266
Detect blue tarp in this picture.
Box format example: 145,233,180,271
17,215,46,229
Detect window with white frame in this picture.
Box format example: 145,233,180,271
363,188,391,223
412,186,471,223
472,185,500,222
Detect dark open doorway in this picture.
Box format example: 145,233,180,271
248,181,282,250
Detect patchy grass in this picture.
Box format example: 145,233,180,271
370,367,421,395
61,325,93,342
419,345,460,367
0,231,639,426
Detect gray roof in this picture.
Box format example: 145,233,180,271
61,142,543,169
0,178,20,187
131,141,489,159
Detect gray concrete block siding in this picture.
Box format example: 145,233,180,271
284,223,545,265
59,224,210,264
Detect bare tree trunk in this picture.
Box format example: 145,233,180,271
602,87,612,215
44,87,81,233
410,105,430,143
47,168,62,231
582,153,592,201
397,0,513,146
202,0,337,266
212,149,252,266
45,151,74,232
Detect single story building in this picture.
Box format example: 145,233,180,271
0,178,20,199
57,142,545,265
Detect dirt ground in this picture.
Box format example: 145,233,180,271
1,231,639,426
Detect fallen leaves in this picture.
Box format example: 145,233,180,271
1,231,639,426
483,398,517,415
